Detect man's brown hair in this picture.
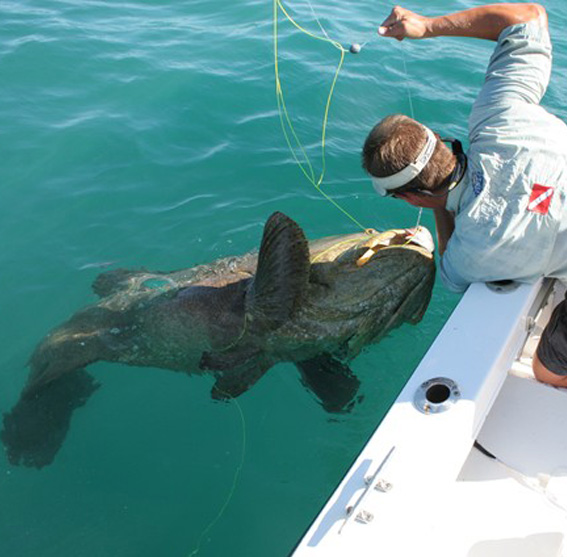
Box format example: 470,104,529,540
361,114,454,193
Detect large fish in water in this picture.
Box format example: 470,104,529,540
2,212,435,468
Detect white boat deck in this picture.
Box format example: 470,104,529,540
293,279,567,557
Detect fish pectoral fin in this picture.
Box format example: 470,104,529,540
200,347,271,399
246,212,310,329
209,361,271,400
296,354,362,413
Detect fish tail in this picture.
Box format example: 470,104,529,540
1,369,100,468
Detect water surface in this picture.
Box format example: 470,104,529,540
1,0,566,555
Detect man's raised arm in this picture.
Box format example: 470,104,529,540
379,3,546,42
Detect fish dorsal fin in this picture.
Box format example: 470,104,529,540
247,212,310,329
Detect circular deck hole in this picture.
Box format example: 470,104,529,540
414,377,460,414
425,383,451,404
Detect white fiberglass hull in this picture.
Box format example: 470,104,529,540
293,280,567,557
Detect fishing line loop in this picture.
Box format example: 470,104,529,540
273,0,424,240
274,0,368,231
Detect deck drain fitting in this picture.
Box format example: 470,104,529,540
486,279,520,293
414,377,461,414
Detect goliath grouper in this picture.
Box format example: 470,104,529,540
2,212,435,468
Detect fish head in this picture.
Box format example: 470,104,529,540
307,225,436,334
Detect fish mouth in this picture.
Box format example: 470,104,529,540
356,226,434,267
404,226,435,254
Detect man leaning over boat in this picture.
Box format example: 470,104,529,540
362,3,567,387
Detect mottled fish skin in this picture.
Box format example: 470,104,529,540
2,213,435,468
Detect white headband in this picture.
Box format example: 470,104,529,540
371,126,437,196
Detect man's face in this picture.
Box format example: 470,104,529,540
392,191,446,209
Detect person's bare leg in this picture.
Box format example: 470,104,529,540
533,351,567,387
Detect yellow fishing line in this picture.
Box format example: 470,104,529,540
187,392,247,557
273,0,368,231
273,1,427,244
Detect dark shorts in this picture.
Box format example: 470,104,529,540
536,294,567,376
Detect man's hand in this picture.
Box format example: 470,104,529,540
378,6,431,41
378,4,545,42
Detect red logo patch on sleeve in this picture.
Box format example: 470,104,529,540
527,183,554,215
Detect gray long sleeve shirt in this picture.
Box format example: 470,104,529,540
441,17,567,292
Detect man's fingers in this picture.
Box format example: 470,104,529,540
378,20,406,40
378,6,429,41
380,8,402,29
378,7,409,40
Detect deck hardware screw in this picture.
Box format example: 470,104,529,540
355,510,374,524
525,316,535,333
374,478,393,492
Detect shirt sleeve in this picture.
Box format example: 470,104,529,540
439,249,470,293
472,17,552,112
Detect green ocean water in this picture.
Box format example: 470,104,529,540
2,1,567,555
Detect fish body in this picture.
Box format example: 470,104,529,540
2,212,435,467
